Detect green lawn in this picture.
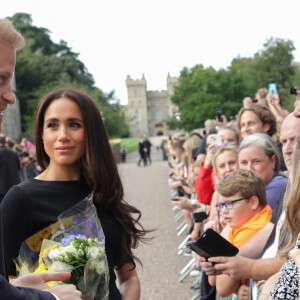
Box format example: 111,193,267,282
120,138,139,153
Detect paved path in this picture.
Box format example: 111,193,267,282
118,137,197,300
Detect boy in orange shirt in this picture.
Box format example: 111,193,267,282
213,169,272,297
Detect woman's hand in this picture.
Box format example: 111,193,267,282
243,97,253,108
204,143,217,169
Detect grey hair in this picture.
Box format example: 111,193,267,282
239,133,280,173
0,18,25,50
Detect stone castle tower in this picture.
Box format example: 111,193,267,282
125,73,178,137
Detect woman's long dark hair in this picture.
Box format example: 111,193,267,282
35,88,149,269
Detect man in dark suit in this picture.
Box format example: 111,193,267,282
0,18,82,300
0,135,21,203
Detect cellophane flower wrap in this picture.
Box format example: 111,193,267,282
14,194,109,300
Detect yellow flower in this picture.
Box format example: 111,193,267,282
34,245,58,287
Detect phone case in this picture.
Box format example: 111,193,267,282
268,83,277,97
209,134,222,146
186,228,239,258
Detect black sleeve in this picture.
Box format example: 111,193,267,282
0,275,55,300
15,152,21,171
195,135,208,156
1,186,32,275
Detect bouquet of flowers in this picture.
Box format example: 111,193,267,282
15,194,109,300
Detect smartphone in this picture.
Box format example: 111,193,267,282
268,83,277,98
252,98,258,103
208,134,222,146
186,228,239,258
194,211,208,223
171,197,179,201
216,108,223,122
180,179,189,187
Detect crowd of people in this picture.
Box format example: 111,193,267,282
0,135,43,203
166,88,300,299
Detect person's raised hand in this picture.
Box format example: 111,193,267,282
12,272,82,300
204,142,217,169
243,97,252,108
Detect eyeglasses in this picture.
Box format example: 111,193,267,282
215,198,246,211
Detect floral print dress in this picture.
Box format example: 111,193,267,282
271,233,300,299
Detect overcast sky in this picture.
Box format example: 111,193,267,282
2,0,300,104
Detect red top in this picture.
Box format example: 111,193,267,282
195,161,215,205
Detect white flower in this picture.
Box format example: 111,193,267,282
95,260,106,275
48,248,60,260
87,246,99,259
52,261,73,272
60,244,78,256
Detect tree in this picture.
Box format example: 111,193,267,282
171,38,297,130
253,38,296,106
7,13,128,138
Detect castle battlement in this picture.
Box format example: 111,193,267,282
125,74,178,137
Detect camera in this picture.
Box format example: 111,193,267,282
290,87,298,95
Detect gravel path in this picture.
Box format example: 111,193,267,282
118,137,197,300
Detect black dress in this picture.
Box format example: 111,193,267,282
1,179,124,300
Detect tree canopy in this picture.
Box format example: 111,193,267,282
171,37,299,130
8,13,129,138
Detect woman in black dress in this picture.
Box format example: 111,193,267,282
2,88,148,300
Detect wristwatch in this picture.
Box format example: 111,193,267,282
191,199,197,209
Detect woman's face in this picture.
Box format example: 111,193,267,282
239,145,276,184
216,150,239,179
42,97,85,170
240,111,268,139
219,129,239,145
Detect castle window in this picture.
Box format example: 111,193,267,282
135,111,139,120
134,90,137,96
148,112,151,120
156,112,161,121
139,100,141,106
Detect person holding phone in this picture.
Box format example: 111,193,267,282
212,169,272,297
195,125,240,210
